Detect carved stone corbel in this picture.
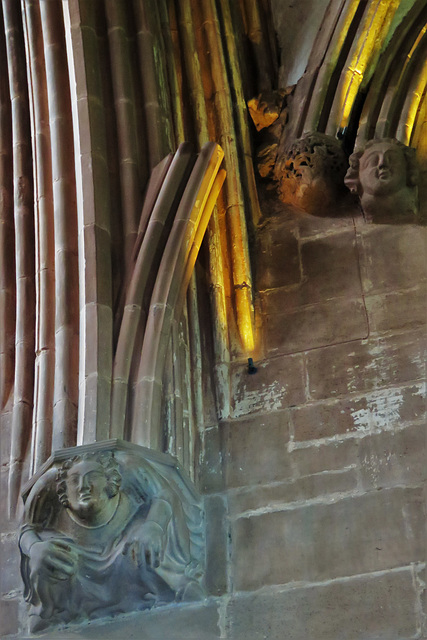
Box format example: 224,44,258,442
19,440,206,633
344,138,419,224
274,132,348,216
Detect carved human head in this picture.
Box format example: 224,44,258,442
56,452,121,514
277,132,348,216
345,139,418,196
344,139,419,222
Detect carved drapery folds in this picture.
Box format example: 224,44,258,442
19,441,206,633
344,138,419,224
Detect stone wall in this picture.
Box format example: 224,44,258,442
2,193,426,640
199,194,427,639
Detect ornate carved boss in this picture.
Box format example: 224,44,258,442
275,132,348,216
344,138,419,223
19,441,205,633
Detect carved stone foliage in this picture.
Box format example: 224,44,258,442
344,138,419,224
275,133,348,216
247,89,292,180
19,441,206,633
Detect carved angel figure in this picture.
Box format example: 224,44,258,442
19,446,205,633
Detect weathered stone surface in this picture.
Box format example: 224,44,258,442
418,564,427,637
298,231,362,303
0,409,12,466
358,423,426,490
0,467,17,535
291,397,360,440
295,209,355,238
290,438,359,477
81,302,113,377
13,601,222,639
291,383,426,441
0,598,20,638
229,354,306,418
205,495,228,596
228,468,358,517
198,426,224,494
262,230,363,311
231,487,425,590
365,283,427,334
0,534,21,596
264,297,368,355
306,329,427,400
270,0,331,87
358,225,427,295
83,224,113,307
77,94,106,158
227,568,418,640
257,223,301,291
222,413,290,489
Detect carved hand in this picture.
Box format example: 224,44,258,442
128,521,166,569
29,539,78,583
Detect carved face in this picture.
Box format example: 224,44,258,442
359,142,407,197
65,460,110,516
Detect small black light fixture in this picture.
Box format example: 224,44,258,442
247,357,257,374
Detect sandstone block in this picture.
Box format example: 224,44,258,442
366,284,427,334
306,329,427,400
292,383,426,441
298,231,362,304
296,210,355,239
231,487,425,590
227,568,418,640
0,598,19,638
81,301,113,376
418,564,427,636
83,224,113,307
198,427,224,494
265,297,368,355
78,372,111,442
228,468,358,517
0,534,21,596
290,438,359,477
0,467,17,536
359,225,427,295
80,24,103,101
205,495,228,596
77,94,106,157
26,601,221,639
230,354,306,418
222,413,291,489
81,152,110,229
358,423,426,490
257,223,301,290
0,409,12,466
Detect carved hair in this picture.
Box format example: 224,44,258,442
345,138,419,195
281,132,347,183
56,452,122,507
